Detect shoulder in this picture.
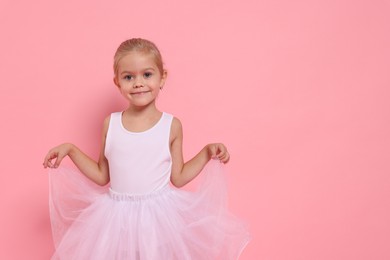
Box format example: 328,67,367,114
170,116,183,140
103,112,121,126
171,116,182,131
102,114,112,134
163,112,182,131
103,115,111,126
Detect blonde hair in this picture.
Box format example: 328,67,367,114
113,38,164,76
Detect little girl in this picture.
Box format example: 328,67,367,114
43,38,250,259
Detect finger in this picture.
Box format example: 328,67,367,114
219,154,229,163
43,153,53,168
223,153,230,163
43,158,48,168
216,144,226,155
209,145,218,159
47,159,55,168
217,151,226,159
53,153,65,168
46,158,54,168
219,151,230,163
44,151,57,168
217,147,228,158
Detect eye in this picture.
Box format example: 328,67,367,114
123,75,133,80
144,72,153,78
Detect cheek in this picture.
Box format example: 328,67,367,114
117,83,128,93
118,80,131,89
154,77,165,86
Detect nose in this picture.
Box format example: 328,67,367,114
133,76,144,88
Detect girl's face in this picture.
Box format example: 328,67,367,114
114,51,167,109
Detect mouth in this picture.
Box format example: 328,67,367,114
131,91,150,95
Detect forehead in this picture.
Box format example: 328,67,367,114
117,51,158,71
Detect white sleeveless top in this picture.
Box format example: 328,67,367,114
104,112,173,194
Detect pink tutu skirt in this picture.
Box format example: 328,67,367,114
49,160,250,259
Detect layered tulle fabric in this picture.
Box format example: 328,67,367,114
49,160,250,259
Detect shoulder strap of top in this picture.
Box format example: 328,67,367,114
161,113,173,129
108,112,121,129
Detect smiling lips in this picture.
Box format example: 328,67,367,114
131,91,150,95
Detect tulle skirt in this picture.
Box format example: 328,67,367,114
49,160,250,259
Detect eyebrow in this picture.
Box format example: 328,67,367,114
120,68,156,75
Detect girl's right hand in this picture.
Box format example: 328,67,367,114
43,143,73,169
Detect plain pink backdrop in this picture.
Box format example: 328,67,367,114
1,0,389,259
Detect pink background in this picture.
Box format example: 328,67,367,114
1,0,389,259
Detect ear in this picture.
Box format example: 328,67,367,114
160,70,168,89
113,76,120,88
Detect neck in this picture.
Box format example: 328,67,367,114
125,102,160,118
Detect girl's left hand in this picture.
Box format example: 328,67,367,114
207,143,230,164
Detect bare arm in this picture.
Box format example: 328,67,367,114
170,117,230,187
43,116,111,186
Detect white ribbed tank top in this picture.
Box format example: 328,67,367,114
104,112,173,194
